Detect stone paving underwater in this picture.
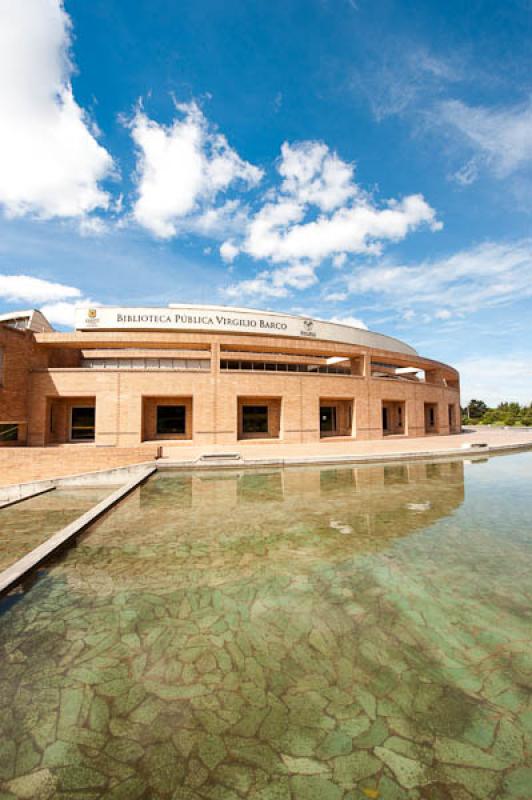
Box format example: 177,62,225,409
0,454,530,799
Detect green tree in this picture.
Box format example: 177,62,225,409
461,399,532,426
466,399,488,420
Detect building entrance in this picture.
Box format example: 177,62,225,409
320,406,337,435
70,406,95,441
424,403,439,434
319,399,353,438
382,401,406,436
237,397,281,440
242,405,269,435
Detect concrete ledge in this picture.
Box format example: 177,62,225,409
0,483,56,508
0,460,156,505
0,466,156,596
158,440,532,471
0,485,56,510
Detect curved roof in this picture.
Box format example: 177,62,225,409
73,304,418,357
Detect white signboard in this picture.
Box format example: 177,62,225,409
74,305,417,356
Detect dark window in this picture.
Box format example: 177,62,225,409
320,406,337,433
382,407,389,431
448,404,454,426
429,407,435,426
219,359,349,374
157,405,186,435
71,406,95,441
242,405,268,434
397,405,403,425
0,423,18,441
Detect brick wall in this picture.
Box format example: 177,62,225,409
0,445,159,487
2,326,461,451
0,326,35,445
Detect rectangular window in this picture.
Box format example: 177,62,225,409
382,407,389,431
320,406,337,433
448,404,454,427
70,406,95,441
219,359,350,374
156,405,186,435
424,403,438,433
242,405,268,434
0,423,18,441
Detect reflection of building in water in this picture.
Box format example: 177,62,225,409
151,459,463,514
65,461,464,593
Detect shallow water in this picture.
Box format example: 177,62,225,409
0,487,114,572
0,454,531,799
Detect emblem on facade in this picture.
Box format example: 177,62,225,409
87,308,98,319
300,318,316,338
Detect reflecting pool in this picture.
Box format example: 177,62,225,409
0,487,114,572
0,454,531,799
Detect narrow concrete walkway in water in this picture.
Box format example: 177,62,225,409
0,466,155,596
158,426,532,468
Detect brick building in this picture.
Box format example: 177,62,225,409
0,305,460,449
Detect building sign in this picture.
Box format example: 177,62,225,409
74,305,417,356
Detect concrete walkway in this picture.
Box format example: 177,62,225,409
0,466,156,596
158,427,532,468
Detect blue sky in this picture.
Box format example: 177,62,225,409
0,0,531,404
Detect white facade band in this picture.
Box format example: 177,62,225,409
74,304,417,356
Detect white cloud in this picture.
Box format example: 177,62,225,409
225,275,288,300
225,263,317,299
0,0,114,220
278,141,357,211
439,99,532,178
455,356,532,406
191,200,250,239
0,272,98,328
220,241,239,263
329,314,368,330
333,253,347,268
240,192,439,266
323,291,348,302
344,239,532,316
353,47,462,122
129,102,263,238
223,140,440,298
451,158,479,186
40,299,88,327
0,274,81,304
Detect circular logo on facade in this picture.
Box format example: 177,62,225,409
303,318,314,332
88,308,97,319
